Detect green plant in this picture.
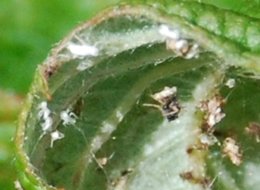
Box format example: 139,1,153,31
15,1,260,190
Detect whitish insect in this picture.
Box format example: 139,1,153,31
50,130,65,148
38,101,50,119
144,86,181,121
60,108,78,126
222,137,242,166
199,133,219,146
38,101,53,132
96,152,115,168
225,78,236,88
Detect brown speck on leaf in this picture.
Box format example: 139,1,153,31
199,95,226,133
121,168,133,176
39,66,53,100
187,143,210,154
180,171,211,188
110,168,133,190
97,157,108,167
42,61,59,79
187,147,194,154
187,132,220,154
222,137,242,166
180,171,194,181
245,122,260,142
44,65,55,78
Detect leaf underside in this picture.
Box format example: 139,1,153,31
16,3,260,190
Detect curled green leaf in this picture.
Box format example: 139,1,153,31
16,2,260,190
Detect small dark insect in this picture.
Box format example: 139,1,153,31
144,86,181,121
162,95,181,121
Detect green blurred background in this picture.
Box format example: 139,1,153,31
1,0,259,189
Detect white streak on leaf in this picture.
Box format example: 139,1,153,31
67,43,99,57
116,110,124,122
101,122,115,134
159,25,180,40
